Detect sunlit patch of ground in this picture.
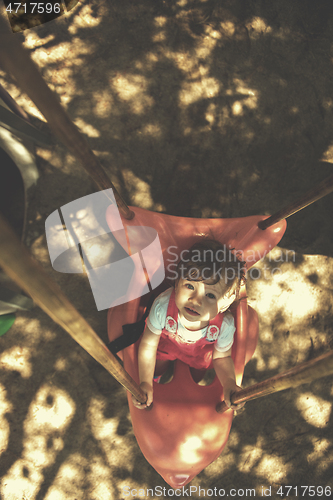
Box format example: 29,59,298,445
247,251,333,370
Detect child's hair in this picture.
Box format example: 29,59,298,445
175,239,246,298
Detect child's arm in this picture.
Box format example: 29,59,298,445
131,325,160,409
212,348,243,409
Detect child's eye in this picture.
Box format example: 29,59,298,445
206,293,216,300
185,283,194,290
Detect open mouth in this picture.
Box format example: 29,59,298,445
185,307,200,316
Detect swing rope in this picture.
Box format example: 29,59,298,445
258,171,333,230
0,213,146,404
216,349,333,414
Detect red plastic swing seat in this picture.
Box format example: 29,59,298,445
107,207,286,488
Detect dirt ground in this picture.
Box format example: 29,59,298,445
1,0,333,498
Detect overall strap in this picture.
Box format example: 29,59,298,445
206,311,224,341
163,288,178,334
208,311,224,327
166,288,178,319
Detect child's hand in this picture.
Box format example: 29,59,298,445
223,384,245,410
131,382,153,409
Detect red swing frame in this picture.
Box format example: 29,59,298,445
107,206,286,487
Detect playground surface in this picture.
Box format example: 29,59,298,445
0,0,333,498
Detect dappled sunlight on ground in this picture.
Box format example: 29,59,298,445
121,169,165,211
0,346,32,378
247,250,333,372
257,454,289,483
296,393,331,429
1,384,75,499
0,384,12,453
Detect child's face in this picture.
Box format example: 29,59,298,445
175,278,236,324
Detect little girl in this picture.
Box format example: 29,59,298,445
132,239,246,410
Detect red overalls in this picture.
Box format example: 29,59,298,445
156,289,224,370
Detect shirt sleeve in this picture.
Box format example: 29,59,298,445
146,288,172,335
214,312,235,352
